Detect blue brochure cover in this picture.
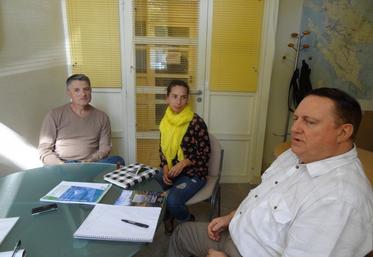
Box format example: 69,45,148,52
40,181,111,205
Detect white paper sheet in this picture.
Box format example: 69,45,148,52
0,217,19,245
0,249,25,257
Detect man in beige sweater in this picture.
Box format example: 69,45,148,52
38,74,124,165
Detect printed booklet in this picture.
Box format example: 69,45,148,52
114,190,166,207
40,181,111,205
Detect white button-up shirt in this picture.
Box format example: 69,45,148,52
229,147,373,257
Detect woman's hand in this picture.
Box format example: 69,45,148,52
206,249,228,257
207,211,236,241
168,159,192,178
162,166,173,185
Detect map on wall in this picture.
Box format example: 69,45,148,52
300,0,373,108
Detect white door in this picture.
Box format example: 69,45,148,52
121,0,208,166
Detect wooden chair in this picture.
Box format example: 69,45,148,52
358,148,373,257
273,141,291,158
357,148,373,186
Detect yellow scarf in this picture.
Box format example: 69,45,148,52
159,105,194,168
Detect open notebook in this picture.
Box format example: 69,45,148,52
73,204,161,243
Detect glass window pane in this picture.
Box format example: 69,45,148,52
137,139,160,167
134,0,199,164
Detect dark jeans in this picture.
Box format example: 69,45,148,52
154,170,206,221
64,155,125,166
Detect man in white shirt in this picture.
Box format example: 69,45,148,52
167,88,373,257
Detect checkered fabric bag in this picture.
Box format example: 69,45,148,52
103,163,160,189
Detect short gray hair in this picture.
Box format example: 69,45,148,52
66,74,91,88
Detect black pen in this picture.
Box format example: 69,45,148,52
121,219,149,228
11,240,21,257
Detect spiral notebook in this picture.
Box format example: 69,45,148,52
73,204,161,243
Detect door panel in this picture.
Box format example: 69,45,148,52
133,0,203,166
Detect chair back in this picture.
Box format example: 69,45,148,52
208,134,223,177
356,110,373,152
357,149,373,257
185,133,223,219
357,148,373,186
273,141,291,158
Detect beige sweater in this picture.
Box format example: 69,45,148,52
38,104,112,164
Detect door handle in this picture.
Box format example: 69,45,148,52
190,90,202,96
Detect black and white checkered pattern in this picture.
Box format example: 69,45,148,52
103,163,159,189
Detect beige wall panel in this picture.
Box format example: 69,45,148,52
208,94,254,135
111,136,125,157
91,91,123,133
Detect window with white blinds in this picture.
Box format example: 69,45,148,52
66,0,121,88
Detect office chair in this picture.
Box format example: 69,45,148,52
358,148,373,257
186,133,224,220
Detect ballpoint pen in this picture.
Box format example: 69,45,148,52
121,219,149,228
133,168,140,175
11,240,21,257
133,168,144,175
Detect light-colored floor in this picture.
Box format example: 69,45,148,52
134,183,254,257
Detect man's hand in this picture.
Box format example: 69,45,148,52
168,159,192,178
162,166,173,185
207,211,236,241
206,249,228,257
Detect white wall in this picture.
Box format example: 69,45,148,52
0,0,68,175
262,0,304,169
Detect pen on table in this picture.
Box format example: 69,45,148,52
132,168,139,175
121,219,149,228
11,240,21,257
134,168,143,175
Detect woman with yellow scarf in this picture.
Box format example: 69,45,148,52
156,80,210,234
